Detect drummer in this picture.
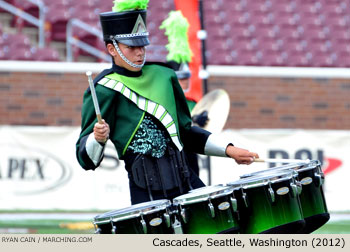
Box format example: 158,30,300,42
160,10,207,177
75,0,259,205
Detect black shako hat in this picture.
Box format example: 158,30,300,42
99,9,150,47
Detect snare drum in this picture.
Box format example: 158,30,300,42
228,170,305,234
241,160,329,233
173,185,239,234
93,200,173,234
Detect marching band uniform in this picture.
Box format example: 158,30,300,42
75,1,228,204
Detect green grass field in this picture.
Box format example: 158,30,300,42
0,219,94,234
313,220,350,234
0,213,349,234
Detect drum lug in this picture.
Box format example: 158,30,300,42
241,188,249,208
208,201,215,218
163,212,171,228
268,184,275,203
230,197,238,212
180,206,188,224
290,183,298,198
94,222,102,234
296,180,302,195
140,216,147,234
314,172,324,187
93,222,100,234
110,219,116,234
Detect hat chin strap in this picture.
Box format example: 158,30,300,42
112,38,146,69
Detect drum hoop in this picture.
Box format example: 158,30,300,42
173,186,234,206
94,199,171,224
229,171,294,190
292,160,320,173
240,160,320,179
240,168,299,180
94,212,141,225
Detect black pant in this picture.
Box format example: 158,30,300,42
128,168,206,204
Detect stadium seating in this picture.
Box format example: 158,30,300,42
1,0,350,66
0,21,60,61
31,47,60,61
2,33,31,49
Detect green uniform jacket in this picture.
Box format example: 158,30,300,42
76,63,210,170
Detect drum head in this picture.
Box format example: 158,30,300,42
189,184,224,193
173,185,233,206
94,199,171,224
228,170,294,189
240,160,320,179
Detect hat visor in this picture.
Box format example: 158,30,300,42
176,70,191,80
117,36,150,47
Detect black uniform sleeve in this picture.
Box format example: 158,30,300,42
76,72,116,171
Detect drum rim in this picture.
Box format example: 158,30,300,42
172,185,234,206
227,170,295,189
272,159,320,173
188,184,225,193
94,199,171,224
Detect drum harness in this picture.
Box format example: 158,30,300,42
131,145,193,201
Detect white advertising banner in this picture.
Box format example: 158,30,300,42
0,126,349,212
0,126,130,211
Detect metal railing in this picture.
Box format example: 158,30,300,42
66,18,110,62
0,0,45,47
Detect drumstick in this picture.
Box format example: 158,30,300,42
86,71,103,124
254,158,310,163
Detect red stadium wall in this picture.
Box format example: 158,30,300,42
1,67,349,129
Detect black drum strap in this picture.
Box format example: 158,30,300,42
141,155,153,201
155,158,168,198
180,151,193,191
168,146,184,194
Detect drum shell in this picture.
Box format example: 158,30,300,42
294,165,329,233
175,193,239,234
95,208,174,234
239,160,329,233
94,199,174,234
232,177,304,234
294,165,328,216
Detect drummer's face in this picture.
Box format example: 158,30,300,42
107,42,145,72
179,78,190,91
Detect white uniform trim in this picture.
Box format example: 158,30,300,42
154,105,165,119
122,86,131,99
115,82,123,92
204,133,231,157
98,77,109,85
137,96,146,110
147,100,157,115
161,113,173,127
167,124,177,134
105,79,117,89
86,133,105,165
